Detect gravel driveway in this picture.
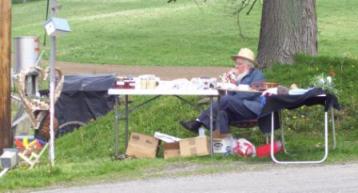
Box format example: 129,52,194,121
33,163,358,193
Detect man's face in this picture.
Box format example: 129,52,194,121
234,58,249,74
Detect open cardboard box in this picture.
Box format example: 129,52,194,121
163,142,180,159
179,136,210,157
127,132,211,159
126,132,159,159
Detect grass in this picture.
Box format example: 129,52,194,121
11,0,358,66
1,55,358,191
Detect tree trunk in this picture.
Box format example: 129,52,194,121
257,0,317,67
0,0,12,153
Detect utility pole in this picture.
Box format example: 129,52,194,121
0,0,12,154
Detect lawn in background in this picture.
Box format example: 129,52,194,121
12,0,358,66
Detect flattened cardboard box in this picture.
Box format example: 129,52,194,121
179,136,209,157
163,142,180,159
126,132,159,159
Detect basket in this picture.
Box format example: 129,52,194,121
251,82,279,91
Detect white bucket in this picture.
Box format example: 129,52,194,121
14,36,40,74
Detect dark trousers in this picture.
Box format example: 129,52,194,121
198,95,257,133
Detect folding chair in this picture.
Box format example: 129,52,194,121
18,140,48,169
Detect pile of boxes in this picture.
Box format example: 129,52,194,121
124,130,282,159
126,132,211,159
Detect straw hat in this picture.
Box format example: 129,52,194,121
231,48,257,66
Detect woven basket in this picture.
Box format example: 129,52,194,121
35,111,59,141
251,82,279,91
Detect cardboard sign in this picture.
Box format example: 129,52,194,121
126,132,159,159
179,137,209,157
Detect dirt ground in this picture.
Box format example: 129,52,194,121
55,61,231,80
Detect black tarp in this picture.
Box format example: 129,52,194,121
55,74,116,134
258,88,340,133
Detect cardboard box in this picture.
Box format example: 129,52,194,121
163,142,180,159
179,136,210,157
126,132,159,159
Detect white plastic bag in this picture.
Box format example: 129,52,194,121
233,138,256,157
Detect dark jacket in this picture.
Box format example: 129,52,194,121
231,69,265,115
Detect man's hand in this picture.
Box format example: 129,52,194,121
220,69,237,84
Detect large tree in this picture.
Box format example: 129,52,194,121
257,0,317,67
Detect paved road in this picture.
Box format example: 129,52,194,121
33,163,358,193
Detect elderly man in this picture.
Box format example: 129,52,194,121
180,48,265,134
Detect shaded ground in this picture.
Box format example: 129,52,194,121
32,162,358,193
56,61,230,80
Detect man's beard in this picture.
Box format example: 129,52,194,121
236,70,249,84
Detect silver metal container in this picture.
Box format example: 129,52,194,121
14,36,40,74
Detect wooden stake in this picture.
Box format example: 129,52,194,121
0,0,12,153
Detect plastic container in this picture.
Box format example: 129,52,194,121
256,141,283,158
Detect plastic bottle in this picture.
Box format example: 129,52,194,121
256,141,283,158
198,127,206,137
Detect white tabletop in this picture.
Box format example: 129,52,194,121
108,88,219,96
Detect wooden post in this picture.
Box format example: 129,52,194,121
0,0,12,153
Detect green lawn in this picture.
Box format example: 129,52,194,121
12,0,358,66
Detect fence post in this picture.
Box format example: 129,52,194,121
0,0,12,154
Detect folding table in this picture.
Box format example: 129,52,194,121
108,86,219,159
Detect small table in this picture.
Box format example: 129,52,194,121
108,87,219,159
262,88,339,164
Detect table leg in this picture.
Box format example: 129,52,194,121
331,109,336,149
209,96,213,156
279,111,287,154
270,111,329,164
125,95,129,151
114,96,120,158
